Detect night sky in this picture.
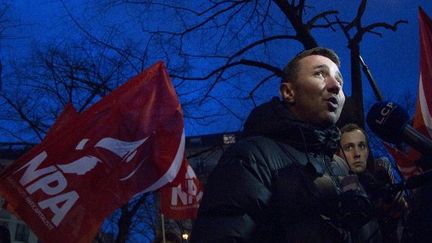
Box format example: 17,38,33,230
3,0,432,140
2,2,432,243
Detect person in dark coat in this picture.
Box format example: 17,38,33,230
191,47,382,243
338,123,407,242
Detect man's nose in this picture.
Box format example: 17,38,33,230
326,76,342,94
353,148,361,156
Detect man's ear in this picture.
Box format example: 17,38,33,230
280,82,295,104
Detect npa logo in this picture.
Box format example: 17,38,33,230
9,136,149,228
170,165,202,208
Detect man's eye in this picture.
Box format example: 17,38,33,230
314,71,324,77
359,144,366,149
343,145,352,151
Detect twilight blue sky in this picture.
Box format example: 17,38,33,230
2,0,432,140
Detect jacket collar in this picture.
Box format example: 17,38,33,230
243,97,340,156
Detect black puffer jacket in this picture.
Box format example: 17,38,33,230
191,98,381,243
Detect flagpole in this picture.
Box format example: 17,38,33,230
161,213,166,243
358,55,384,101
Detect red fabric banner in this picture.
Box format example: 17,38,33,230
385,8,432,179
0,62,184,243
414,8,432,138
44,103,79,141
384,143,421,179
159,159,202,219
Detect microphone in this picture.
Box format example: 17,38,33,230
366,101,432,158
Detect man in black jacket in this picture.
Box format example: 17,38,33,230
339,123,405,242
191,47,381,243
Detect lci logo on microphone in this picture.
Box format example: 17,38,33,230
375,102,397,125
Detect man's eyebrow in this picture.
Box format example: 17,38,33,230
313,64,343,83
342,142,354,147
313,64,329,70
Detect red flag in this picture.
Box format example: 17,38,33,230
44,103,79,141
384,8,432,178
0,62,184,243
159,159,203,219
414,8,432,138
1,103,79,214
384,143,422,179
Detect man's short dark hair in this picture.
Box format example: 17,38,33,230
340,123,369,147
281,47,340,83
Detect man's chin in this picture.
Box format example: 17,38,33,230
352,165,366,173
320,113,339,126
352,168,365,174
307,112,340,127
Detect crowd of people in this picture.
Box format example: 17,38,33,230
190,47,429,243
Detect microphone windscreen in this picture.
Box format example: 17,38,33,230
366,101,410,144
